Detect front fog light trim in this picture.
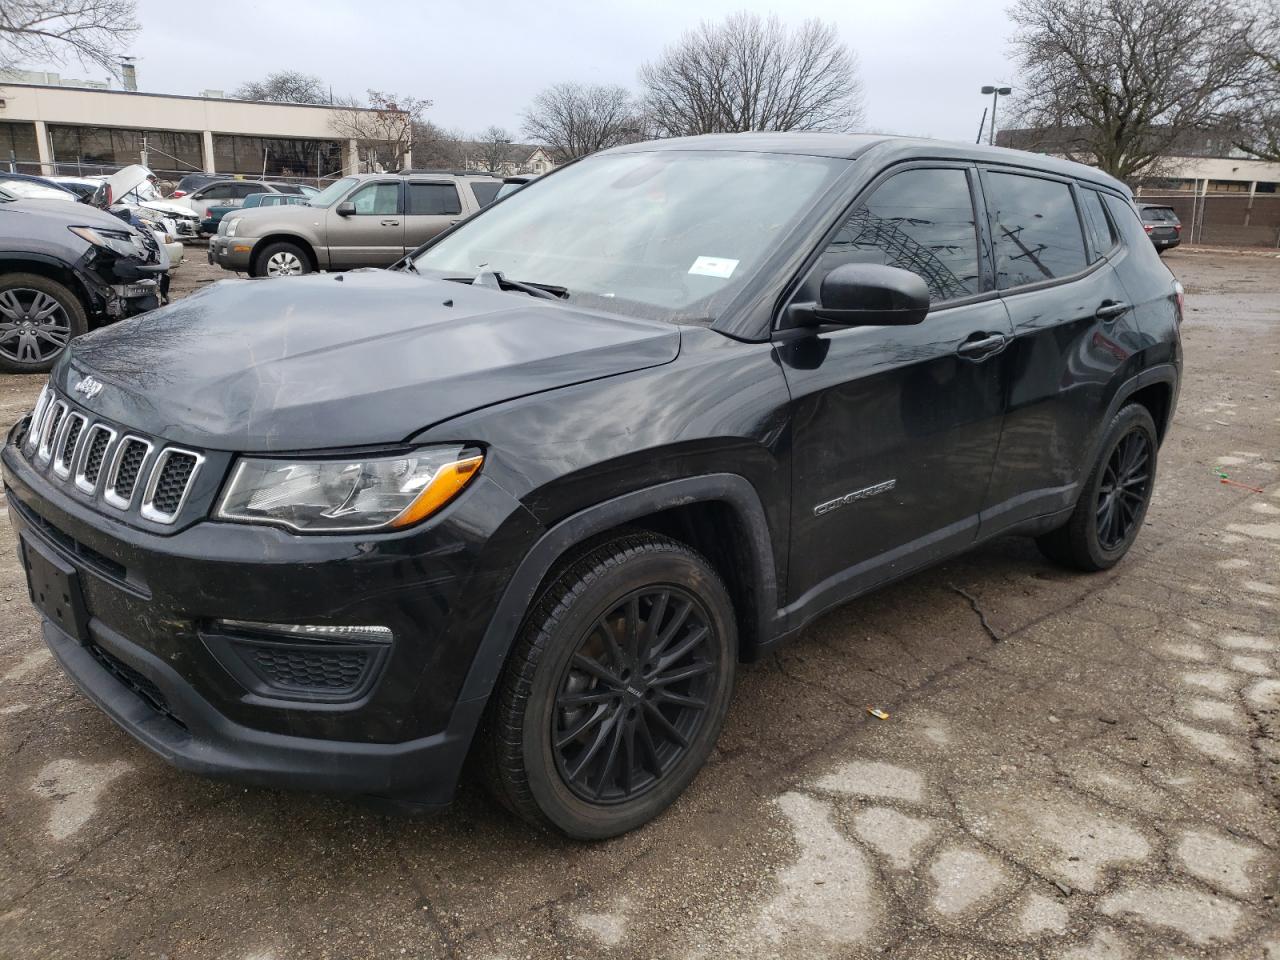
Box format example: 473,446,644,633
212,620,393,644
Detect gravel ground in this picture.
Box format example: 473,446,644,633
0,249,1276,960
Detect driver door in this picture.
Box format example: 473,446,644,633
778,162,1013,607
326,180,404,268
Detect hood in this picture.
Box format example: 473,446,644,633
232,203,317,231
102,164,152,204
55,270,680,452
2,196,145,233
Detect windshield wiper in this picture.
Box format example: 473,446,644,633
447,270,569,301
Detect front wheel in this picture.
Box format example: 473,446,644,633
1037,404,1158,571
482,532,737,839
254,241,311,278
0,273,87,374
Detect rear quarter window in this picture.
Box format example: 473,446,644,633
470,181,502,207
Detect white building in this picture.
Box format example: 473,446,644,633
0,81,408,183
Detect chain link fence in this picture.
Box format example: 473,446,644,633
1134,192,1280,248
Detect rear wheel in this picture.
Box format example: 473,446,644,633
1037,404,1158,571
482,532,737,839
254,241,311,278
0,273,87,374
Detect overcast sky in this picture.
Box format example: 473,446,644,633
120,0,1018,142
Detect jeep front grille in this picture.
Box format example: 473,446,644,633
21,390,205,526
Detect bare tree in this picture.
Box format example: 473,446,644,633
474,125,514,174
330,90,429,172
0,0,138,75
522,82,642,162
639,13,864,137
1229,4,1280,161
1009,0,1261,181
234,71,328,104
412,120,467,169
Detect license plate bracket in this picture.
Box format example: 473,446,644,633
21,535,89,642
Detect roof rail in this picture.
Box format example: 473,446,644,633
396,168,496,177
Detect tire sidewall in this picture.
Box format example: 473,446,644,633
521,549,736,840
254,242,311,278
0,273,87,374
1081,406,1158,568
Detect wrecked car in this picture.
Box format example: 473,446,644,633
93,165,202,241
0,185,167,373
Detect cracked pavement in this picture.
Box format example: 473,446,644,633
0,251,1277,959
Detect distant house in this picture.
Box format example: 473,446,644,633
461,142,556,177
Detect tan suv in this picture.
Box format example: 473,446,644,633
208,171,502,277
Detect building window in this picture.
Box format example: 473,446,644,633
47,124,203,176
210,135,343,180
0,121,40,173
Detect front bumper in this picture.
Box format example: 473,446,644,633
208,235,259,272
3,429,538,805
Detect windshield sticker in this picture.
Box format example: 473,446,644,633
689,256,739,279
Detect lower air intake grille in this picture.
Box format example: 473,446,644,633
88,643,185,729
151,452,197,515
112,439,148,500
249,647,370,691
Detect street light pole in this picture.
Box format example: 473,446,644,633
981,85,1012,146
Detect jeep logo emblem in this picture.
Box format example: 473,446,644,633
73,376,104,400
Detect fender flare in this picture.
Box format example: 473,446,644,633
1084,362,1179,470
454,473,780,706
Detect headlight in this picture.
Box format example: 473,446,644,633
224,217,240,237
68,225,144,258
215,447,484,533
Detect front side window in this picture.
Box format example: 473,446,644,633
408,183,462,216
819,167,980,303
412,150,847,323
348,182,400,215
233,183,269,199
309,177,358,208
1079,189,1118,260
986,172,1088,289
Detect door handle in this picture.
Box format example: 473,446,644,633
956,332,1008,360
1096,300,1129,321
381,219,400,226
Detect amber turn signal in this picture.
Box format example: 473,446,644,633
390,455,484,528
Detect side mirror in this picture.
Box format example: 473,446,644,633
792,263,930,327
336,201,356,217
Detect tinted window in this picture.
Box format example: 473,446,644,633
986,172,1087,289
1079,189,1117,260
470,181,501,207
349,182,400,215
823,167,980,303
272,184,304,195
199,183,236,201
234,183,269,199
407,182,462,216
1141,206,1178,223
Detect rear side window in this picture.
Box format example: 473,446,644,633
470,181,501,207
985,172,1087,289
1079,189,1118,261
407,183,462,216
822,167,981,303
233,183,269,199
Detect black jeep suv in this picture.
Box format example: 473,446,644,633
4,134,1182,838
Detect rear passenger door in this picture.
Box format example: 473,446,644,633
980,169,1140,531
403,181,465,251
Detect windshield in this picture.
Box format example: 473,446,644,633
309,177,358,208
412,151,847,323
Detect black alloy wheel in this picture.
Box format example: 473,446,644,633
1036,403,1159,571
552,585,718,804
1095,430,1152,550
482,532,737,839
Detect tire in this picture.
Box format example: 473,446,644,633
0,273,87,374
254,241,311,278
1037,404,1158,571
482,532,737,839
